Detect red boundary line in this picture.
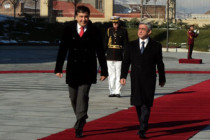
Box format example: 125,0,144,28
0,70,57,74
1,70,210,74
165,71,210,74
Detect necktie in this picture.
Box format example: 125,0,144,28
79,26,84,37
141,41,145,54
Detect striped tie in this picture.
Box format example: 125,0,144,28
141,41,145,54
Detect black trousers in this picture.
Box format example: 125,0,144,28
135,104,151,132
188,44,194,59
68,84,91,130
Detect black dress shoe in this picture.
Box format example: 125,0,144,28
75,129,83,138
109,94,115,97
138,130,146,139
115,94,121,98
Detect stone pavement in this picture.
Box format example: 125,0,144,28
0,46,210,140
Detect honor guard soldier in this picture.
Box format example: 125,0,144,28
104,16,128,97
187,24,199,59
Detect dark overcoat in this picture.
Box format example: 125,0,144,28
55,20,108,86
121,38,166,107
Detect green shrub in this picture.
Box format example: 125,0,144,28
202,24,210,29
126,18,139,28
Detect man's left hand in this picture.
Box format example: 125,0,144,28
100,76,107,81
159,82,165,87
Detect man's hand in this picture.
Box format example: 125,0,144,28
56,73,63,78
100,76,107,81
120,78,126,85
159,82,165,87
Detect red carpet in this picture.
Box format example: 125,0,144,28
179,58,202,64
38,79,210,140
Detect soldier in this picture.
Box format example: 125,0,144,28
187,24,199,59
104,16,128,97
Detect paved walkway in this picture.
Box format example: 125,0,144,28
0,46,210,140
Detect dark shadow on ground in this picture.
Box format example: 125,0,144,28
83,119,209,138
0,46,58,64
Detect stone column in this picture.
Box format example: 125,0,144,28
40,0,48,17
104,0,113,21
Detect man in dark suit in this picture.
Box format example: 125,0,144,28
54,6,108,138
120,22,166,139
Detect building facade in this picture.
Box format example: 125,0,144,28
0,0,40,18
0,0,22,17
40,0,113,22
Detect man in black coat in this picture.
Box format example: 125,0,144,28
120,22,166,139
54,6,108,138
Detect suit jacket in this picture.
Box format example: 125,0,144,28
121,38,166,107
55,20,108,86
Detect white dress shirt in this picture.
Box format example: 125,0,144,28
139,37,149,50
77,23,87,35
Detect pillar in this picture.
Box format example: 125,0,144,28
40,0,48,17
104,0,113,21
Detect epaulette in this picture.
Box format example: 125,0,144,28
107,27,112,37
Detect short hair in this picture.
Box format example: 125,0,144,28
189,24,194,28
139,22,152,31
75,6,90,16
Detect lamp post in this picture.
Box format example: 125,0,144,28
140,0,143,22
166,0,169,52
33,0,38,22
153,0,157,18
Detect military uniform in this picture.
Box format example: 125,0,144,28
104,16,128,97
187,25,199,59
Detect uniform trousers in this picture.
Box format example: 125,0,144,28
107,60,122,95
135,104,151,132
68,84,91,130
188,44,194,59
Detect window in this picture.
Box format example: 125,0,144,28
95,0,102,9
3,2,11,9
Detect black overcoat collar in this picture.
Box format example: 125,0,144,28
71,20,93,38
134,37,153,55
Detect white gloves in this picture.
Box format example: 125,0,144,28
194,29,199,34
